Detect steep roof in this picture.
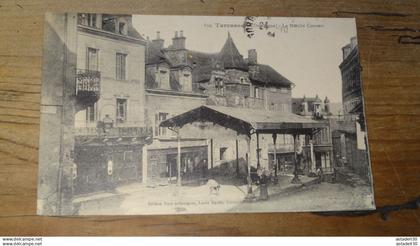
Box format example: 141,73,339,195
218,32,247,71
128,25,143,39
146,32,292,89
186,50,218,83
146,41,171,65
145,69,181,91
249,64,292,87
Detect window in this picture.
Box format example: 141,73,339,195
182,70,192,91
254,86,260,98
116,98,127,124
155,112,169,136
86,103,96,124
87,14,96,27
79,14,96,27
215,78,224,95
119,22,127,35
158,69,169,89
87,48,98,71
240,77,244,83
219,147,228,161
116,53,127,80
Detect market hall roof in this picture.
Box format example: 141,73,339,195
160,105,326,136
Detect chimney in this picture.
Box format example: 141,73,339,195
248,49,257,65
152,31,164,50
172,30,186,49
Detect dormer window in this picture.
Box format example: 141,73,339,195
158,68,170,90
119,22,127,35
78,14,97,27
181,69,192,92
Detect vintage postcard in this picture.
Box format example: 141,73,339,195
38,13,375,215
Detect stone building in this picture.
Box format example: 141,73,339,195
334,37,370,181
72,14,151,195
340,37,363,116
143,31,295,184
291,95,336,176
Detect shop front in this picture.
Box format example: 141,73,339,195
73,137,145,195
147,145,208,185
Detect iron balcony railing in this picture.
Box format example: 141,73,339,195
74,126,153,138
75,69,101,96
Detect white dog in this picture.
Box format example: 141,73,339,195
207,179,220,195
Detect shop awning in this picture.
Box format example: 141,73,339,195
160,105,327,136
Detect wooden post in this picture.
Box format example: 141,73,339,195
169,160,172,182
244,135,254,200
177,129,181,186
272,133,278,178
236,138,239,176
310,133,315,173
256,132,260,169
210,138,214,169
291,133,301,184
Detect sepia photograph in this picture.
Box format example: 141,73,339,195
37,13,375,215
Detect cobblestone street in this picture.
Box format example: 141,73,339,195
75,174,373,215
230,182,375,213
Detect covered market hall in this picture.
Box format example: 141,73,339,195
159,105,327,195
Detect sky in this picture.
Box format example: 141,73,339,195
132,16,357,103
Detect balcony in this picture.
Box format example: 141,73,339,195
75,69,101,104
75,126,153,138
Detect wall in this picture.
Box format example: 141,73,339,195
340,48,362,114
265,86,292,112
345,133,370,180
145,91,207,132
38,13,78,215
74,29,146,127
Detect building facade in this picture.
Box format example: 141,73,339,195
72,14,151,195
291,95,335,175
334,37,370,181
143,31,295,184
